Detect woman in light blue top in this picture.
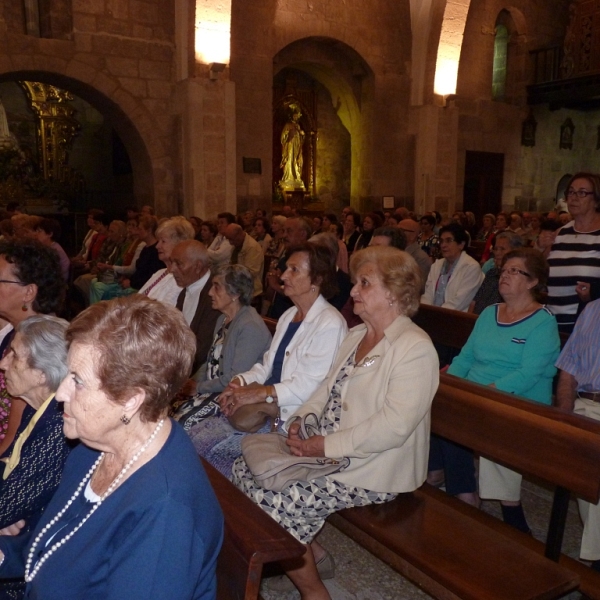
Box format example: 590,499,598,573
447,248,560,532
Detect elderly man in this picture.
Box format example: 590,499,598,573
223,223,264,298
266,216,313,318
170,240,220,375
207,212,235,268
555,298,600,573
397,219,431,287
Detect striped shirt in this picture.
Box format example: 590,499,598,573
555,298,600,392
546,222,600,331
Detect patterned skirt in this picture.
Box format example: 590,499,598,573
231,352,396,544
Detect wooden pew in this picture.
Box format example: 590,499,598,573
201,458,305,600
413,302,570,350
329,375,600,599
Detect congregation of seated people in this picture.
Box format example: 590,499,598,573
0,179,598,599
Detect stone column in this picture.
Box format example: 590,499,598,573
176,77,237,219
410,100,459,216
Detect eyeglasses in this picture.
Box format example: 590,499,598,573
566,189,594,198
0,280,26,286
500,267,531,278
439,237,456,244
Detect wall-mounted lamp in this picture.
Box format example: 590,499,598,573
441,94,457,108
209,62,227,80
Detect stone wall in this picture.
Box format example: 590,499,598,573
0,0,178,214
231,0,414,213
452,0,570,214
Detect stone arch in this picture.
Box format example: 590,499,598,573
0,59,169,211
273,37,373,204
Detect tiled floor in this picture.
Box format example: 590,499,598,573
260,476,587,599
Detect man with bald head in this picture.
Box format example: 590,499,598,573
398,219,431,289
223,223,264,298
170,240,220,374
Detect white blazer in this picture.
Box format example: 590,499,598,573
293,316,439,492
237,295,347,424
421,251,484,312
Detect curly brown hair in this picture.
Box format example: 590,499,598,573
65,295,196,422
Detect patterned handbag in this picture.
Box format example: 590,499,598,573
241,412,349,492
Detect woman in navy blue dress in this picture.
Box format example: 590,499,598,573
0,295,223,600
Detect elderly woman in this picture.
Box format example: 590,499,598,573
138,216,195,305
469,231,524,314
476,213,496,242
199,220,217,248
353,213,382,252
0,317,71,545
232,246,439,598
0,296,223,599
417,214,440,260
547,171,600,333
0,240,65,456
265,215,287,263
173,265,272,430
213,243,347,477
447,248,559,533
421,222,484,312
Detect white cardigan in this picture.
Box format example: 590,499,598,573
421,251,484,312
236,295,347,424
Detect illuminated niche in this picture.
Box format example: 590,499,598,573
434,0,471,96
194,0,232,65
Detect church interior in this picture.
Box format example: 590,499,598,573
0,0,597,226
1,2,600,599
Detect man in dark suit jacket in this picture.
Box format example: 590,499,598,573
170,240,220,376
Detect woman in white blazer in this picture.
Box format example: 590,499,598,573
421,222,484,312
219,242,347,427
232,246,439,600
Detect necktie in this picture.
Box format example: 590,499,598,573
176,287,187,311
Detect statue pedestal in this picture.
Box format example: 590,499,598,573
285,190,305,211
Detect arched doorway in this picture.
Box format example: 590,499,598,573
0,70,154,214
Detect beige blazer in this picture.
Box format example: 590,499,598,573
292,315,439,493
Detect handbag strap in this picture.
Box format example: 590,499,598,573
299,413,321,440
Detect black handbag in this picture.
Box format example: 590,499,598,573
241,413,349,492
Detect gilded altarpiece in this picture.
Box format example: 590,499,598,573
18,82,81,185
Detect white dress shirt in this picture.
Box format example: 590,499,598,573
182,271,211,325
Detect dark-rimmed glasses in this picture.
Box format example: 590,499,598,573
500,267,530,278
566,189,594,199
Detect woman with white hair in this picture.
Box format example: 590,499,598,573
138,216,195,306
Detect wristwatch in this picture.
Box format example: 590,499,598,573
265,385,276,404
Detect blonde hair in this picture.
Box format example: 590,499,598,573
350,246,422,317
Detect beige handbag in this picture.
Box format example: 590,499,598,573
241,413,350,492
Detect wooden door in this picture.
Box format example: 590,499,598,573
463,151,504,217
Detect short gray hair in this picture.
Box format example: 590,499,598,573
495,231,524,249
310,232,339,259
16,315,69,391
156,216,195,244
213,264,254,306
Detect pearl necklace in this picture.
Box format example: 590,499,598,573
24,418,165,583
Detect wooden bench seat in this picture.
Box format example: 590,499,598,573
328,375,600,599
201,458,305,600
330,487,577,600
